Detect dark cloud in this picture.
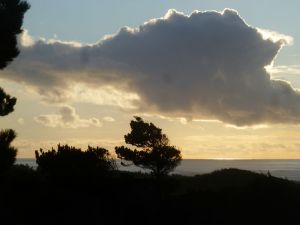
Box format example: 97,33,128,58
3,9,299,126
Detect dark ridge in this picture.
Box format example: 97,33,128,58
1,166,300,225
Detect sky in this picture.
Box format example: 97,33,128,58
1,0,300,159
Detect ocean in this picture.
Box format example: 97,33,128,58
16,159,300,181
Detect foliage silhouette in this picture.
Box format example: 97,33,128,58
0,0,29,173
0,0,30,115
35,144,116,176
0,129,17,172
115,117,182,177
0,0,30,69
0,87,16,116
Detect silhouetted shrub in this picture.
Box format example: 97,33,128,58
115,117,182,178
35,144,116,176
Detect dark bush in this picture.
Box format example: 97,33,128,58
35,144,116,176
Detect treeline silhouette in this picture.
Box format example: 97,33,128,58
1,117,300,225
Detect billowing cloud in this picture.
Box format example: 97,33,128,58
3,9,300,126
34,105,102,128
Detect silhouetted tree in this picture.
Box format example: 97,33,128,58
0,0,30,69
0,129,17,172
35,144,116,175
0,0,29,172
115,117,182,178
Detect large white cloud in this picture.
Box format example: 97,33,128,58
2,9,300,126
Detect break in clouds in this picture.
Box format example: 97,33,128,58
2,9,300,126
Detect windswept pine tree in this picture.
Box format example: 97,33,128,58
115,117,182,178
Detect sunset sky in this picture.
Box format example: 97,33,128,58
1,0,300,159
